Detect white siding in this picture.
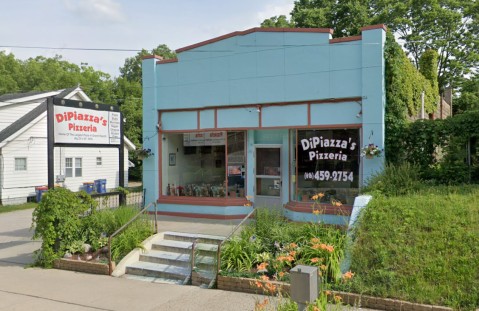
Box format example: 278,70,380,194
0,101,42,131
0,116,130,205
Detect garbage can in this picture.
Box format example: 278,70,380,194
94,179,107,193
83,182,94,194
35,186,49,203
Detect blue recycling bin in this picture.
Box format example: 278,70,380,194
83,182,94,194
94,179,107,193
35,186,48,203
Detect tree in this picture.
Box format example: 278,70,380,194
372,0,479,92
260,15,293,28
119,44,176,84
288,0,372,37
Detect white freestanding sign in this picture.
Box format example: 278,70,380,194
53,105,121,145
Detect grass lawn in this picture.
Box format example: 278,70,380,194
347,186,479,310
0,202,37,214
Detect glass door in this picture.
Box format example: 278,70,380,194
254,146,282,209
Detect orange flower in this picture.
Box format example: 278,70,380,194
332,201,342,207
313,307,320,311
318,270,322,276
289,242,297,248
257,262,269,271
326,291,331,295
289,251,297,257
335,296,342,301
320,265,327,270
313,209,320,216
325,245,334,253
247,195,253,199
343,271,355,279
260,275,269,281
311,257,319,263
265,283,277,292
312,194,318,200
244,203,252,207
311,238,320,243
278,272,285,277
318,193,325,198
254,280,263,288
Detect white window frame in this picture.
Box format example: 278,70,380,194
65,157,82,177
96,157,102,165
14,158,27,171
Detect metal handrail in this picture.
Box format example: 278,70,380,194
214,207,257,285
190,238,199,282
108,202,158,275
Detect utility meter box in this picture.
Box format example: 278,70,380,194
290,265,319,305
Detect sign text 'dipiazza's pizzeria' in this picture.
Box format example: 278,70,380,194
53,106,121,145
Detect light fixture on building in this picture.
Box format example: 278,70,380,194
256,106,261,113
356,110,362,118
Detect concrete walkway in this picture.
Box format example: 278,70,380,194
0,209,368,311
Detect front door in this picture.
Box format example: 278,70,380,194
254,146,282,209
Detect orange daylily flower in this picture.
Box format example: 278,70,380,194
332,201,342,207
244,203,252,207
313,307,320,311
289,251,297,257
318,193,325,198
326,291,331,295
313,209,320,216
318,270,322,276
289,242,297,248
325,245,334,253
265,283,277,292
310,257,319,263
257,262,269,271
278,272,285,277
343,271,355,279
246,195,253,199
260,275,269,281
311,238,320,243
254,280,263,288
320,265,327,270
335,296,342,301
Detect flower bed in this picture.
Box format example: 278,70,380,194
217,275,453,311
54,258,113,275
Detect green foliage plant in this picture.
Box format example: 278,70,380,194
31,188,97,268
363,162,423,196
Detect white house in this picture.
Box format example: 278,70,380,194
0,86,136,205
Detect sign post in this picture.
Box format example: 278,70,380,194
47,97,125,204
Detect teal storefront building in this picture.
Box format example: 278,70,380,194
142,25,386,224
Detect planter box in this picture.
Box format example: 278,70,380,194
54,258,112,275
216,276,453,311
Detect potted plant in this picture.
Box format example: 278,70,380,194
297,189,303,202
302,190,310,202
136,148,154,160
361,143,382,159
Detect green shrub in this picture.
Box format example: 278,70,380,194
110,216,154,261
363,162,423,196
31,188,96,267
350,188,479,310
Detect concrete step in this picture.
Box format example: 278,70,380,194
151,240,219,255
121,274,185,285
126,261,189,280
139,250,216,269
163,231,225,245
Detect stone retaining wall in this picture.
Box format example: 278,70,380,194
54,258,111,275
217,276,453,311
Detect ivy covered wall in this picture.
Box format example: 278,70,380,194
384,32,439,164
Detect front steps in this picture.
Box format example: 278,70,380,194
123,231,224,287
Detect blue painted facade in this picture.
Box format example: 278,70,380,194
142,26,386,224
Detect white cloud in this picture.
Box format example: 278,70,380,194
256,2,294,23
61,0,127,23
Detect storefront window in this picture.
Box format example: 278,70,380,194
294,129,360,205
162,131,245,198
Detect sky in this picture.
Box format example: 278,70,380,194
0,0,294,79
